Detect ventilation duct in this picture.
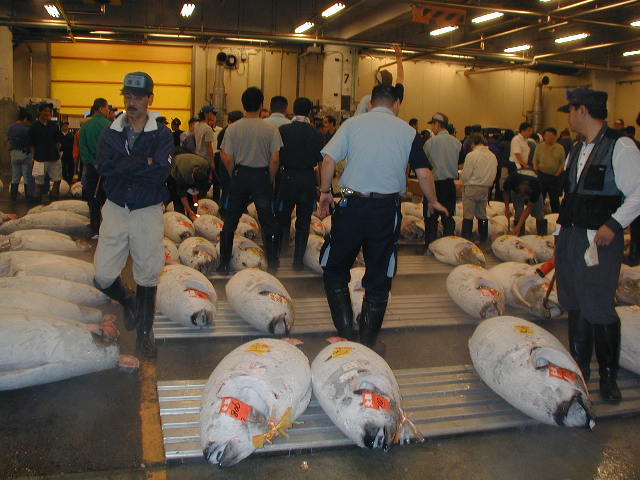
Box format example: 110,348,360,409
532,75,550,134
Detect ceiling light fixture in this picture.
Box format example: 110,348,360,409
374,48,418,54
504,44,531,53
631,20,640,27
226,37,270,44
623,49,640,56
322,3,346,18
294,21,314,34
148,33,196,39
471,12,504,24
555,32,589,43
73,36,114,41
90,30,116,34
539,0,552,2
430,25,458,36
44,4,60,18
181,3,196,17
434,53,474,59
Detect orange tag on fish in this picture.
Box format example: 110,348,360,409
331,346,353,359
187,289,209,299
362,391,391,412
247,247,265,255
178,221,191,227
219,397,252,422
245,343,271,355
480,287,499,297
548,365,576,383
269,292,287,304
515,325,534,335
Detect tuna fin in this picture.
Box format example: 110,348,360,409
362,423,392,450
553,393,595,429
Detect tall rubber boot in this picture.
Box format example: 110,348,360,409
628,218,640,266
461,218,474,240
568,310,593,382
358,299,388,349
10,183,18,202
442,216,456,237
422,216,439,254
217,230,234,275
594,321,622,402
280,224,291,257
96,278,137,330
478,218,489,243
325,286,354,339
265,233,280,273
292,228,310,270
536,218,548,236
136,285,158,358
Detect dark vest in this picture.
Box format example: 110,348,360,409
558,126,623,229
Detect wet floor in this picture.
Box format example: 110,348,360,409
1,194,640,480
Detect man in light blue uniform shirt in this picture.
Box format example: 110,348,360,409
317,84,446,351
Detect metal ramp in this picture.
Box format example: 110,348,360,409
158,363,640,461
206,255,501,281
154,293,517,340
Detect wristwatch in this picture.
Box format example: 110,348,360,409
319,188,331,194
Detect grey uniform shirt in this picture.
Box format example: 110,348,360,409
423,129,461,181
220,117,283,168
321,106,429,194
264,113,291,129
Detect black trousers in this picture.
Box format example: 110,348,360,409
221,165,278,238
82,163,105,235
215,154,230,216
276,169,317,251
166,176,195,216
538,171,563,213
321,196,400,303
61,154,75,185
423,178,457,240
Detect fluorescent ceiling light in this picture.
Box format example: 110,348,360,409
623,49,640,56
148,33,195,39
90,30,116,34
374,48,418,54
322,3,346,18
631,20,640,27
471,12,504,24
555,32,589,43
44,4,60,18
434,53,474,59
181,3,196,17
540,0,552,2
294,22,314,34
226,37,270,44
430,25,458,36
73,36,114,41
504,44,531,53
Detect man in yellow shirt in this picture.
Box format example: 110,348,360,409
533,127,565,213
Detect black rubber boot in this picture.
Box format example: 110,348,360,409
217,231,234,275
136,285,158,358
10,183,18,202
96,278,137,330
478,218,489,243
265,233,280,273
536,218,548,236
442,216,456,237
461,218,474,240
292,229,309,271
358,299,388,349
280,224,291,256
594,321,622,402
422,216,439,254
568,310,593,382
628,218,640,266
325,286,354,339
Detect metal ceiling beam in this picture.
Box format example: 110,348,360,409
327,3,410,39
533,37,640,60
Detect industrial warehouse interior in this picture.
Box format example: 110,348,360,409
1,0,640,479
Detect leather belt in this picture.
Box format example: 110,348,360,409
341,187,399,199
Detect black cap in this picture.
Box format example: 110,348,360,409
558,87,607,113
37,101,53,111
156,116,169,125
171,118,181,126
201,105,217,115
122,71,154,95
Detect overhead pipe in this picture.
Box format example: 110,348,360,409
533,38,640,60
532,75,550,134
53,0,74,42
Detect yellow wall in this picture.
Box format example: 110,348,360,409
50,42,192,125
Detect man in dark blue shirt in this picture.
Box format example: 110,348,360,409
7,108,33,201
29,102,63,203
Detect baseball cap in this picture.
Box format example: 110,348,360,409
171,118,181,126
558,87,607,113
156,116,169,125
122,72,154,95
427,112,449,125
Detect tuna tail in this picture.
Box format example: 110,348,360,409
480,300,502,319
203,439,246,468
554,393,596,429
363,423,393,451
268,313,290,336
190,309,212,327
397,407,425,445
458,246,485,267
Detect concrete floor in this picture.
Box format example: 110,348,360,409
1,194,640,480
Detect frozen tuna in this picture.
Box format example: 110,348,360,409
178,236,219,276
520,235,555,262
446,264,505,319
225,268,294,335
429,236,486,266
489,262,562,319
0,211,89,236
0,251,94,284
469,316,594,428
194,215,224,243
219,236,267,272
196,199,220,217
617,305,640,375
156,264,217,327
0,275,108,306
1,229,88,252
311,341,422,450
70,181,83,198
304,234,325,273
163,237,180,264
163,211,195,244
0,287,103,323
27,199,90,218
200,338,311,467
617,265,640,305
401,215,425,241
492,235,537,264
400,202,422,218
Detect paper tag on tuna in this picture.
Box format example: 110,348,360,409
178,221,191,227
548,365,576,382
187,289,209,300
245,343,271,355
514,325,534,335
219,397,252,422
331,346,353,358
361,391,391,412
269,292,287,304
480,287,499,297
247,247,265,255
